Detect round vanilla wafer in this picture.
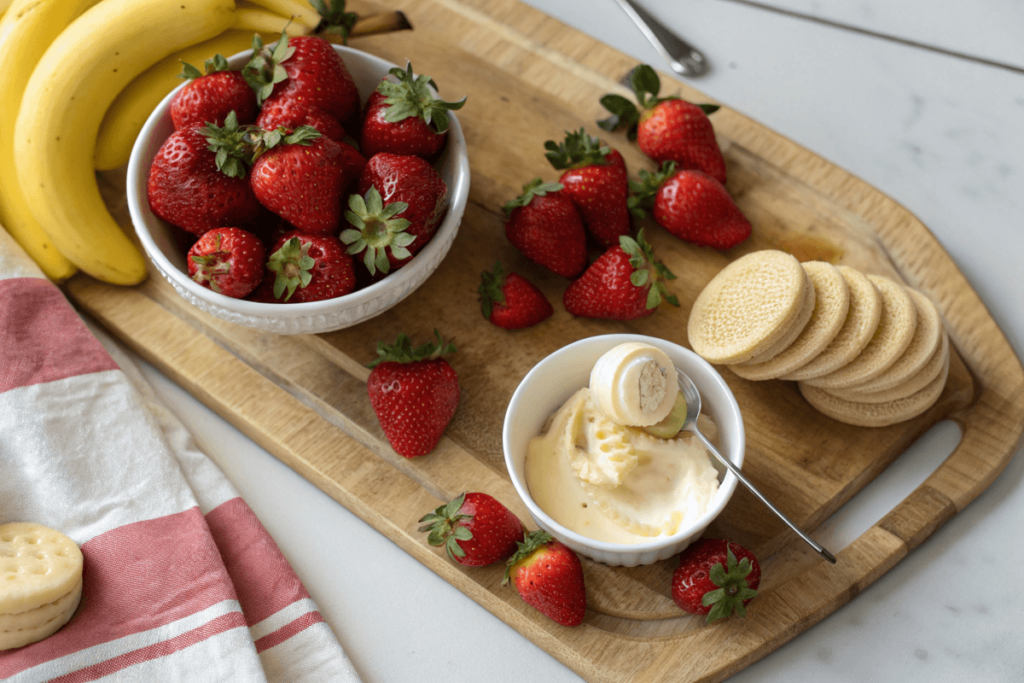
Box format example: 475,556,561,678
688,250,809,365
730,261,849,381
842,288,943,394
782,266,882,381
0,523,83,616
828,328,948,403
0,579,82,650
737,266,816,365
804,276,917,389
798,350,949,427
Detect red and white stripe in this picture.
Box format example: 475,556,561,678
0,229,358,681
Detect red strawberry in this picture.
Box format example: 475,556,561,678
563,229,678,320
243,33,359,127
478,261,552,330
360,61,466,159
257,99,345,141
336,138,367,195
171,55,257,130
343,153,447,275
250,127,350,235
366,331,459,458
147,113,264,237
263,231,355,302
503,530,586,627
502,179,587,279
599,64,726,184
545,128,631,247
418,492,525,567
630,162,751,250
671,538,760,624
187,227,265,298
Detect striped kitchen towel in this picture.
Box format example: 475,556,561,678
0,226,360,682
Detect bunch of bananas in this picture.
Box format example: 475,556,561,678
0,0,327,285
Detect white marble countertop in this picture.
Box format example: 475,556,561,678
123,1,1024,680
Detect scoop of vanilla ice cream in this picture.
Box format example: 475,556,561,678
589,342,679,427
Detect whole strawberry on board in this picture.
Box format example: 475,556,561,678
361,61,466,159
418,492,525,567
261,231,356,303
478,261,553,330
187,227,265,299
171,54,257,130
249,126,352,235
244,32,360,130
629,161,751,250
147,112,265,237
544,128,631,247
502,179,587,279
344,152,448,276
503,530,586,627
671,538,761,624
599,64,726,185
563,229,678,320
366,330,460,458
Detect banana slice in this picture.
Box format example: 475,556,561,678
590,342,678,427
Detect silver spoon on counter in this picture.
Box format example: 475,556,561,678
674,367,838,564
612,0,710,77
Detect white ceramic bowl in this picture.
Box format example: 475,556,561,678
503,334,745,567
127,45,470,335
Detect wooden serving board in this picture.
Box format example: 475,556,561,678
66,0,1024,680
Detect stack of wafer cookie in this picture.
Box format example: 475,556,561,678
0,523,83,650
688,250,950,427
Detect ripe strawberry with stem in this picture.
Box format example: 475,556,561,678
418,492,525,567
171,54,257,130
147,111,264,236
263,231,355,302
249,125,351,235
346,152,448,276
503,530,586,627
367,330,460,458
563,229,678,320
361,61,467,159
599,64,725,184
478,261,553,330
502,178,587,279
545,128,630,247
630,161,751,250
671,538,760,624
187,227,265,298
244,32,360,127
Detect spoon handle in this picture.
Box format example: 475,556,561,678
612,0,710,77
689,429,837,564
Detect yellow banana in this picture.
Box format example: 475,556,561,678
0,0,12,19
245,0,321,30
95,30,266,171
15,0,236,285
0,0,102,282
233,3,314,36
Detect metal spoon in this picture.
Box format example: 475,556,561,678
676,367,838,564
612,0,710,77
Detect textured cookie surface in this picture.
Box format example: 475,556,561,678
738,267,816,365
783,266,882,381
804,276,917,389
798,351,949,427
844,288,943,394
0,580,82,650
731,261,850,381
0,523,83,615
829,329,949,403
688,250,808,364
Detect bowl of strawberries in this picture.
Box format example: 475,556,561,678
127,33,470,335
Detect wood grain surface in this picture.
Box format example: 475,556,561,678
65,0,1024,680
